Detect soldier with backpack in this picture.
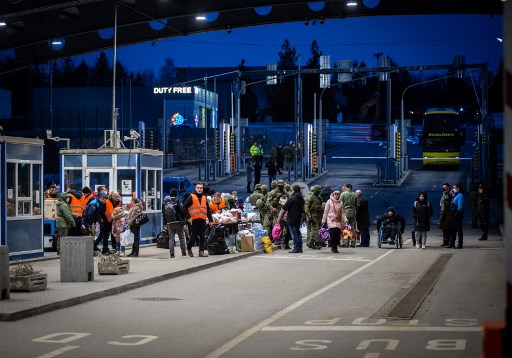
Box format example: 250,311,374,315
165,189,187,258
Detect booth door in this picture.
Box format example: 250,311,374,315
86,169,113,192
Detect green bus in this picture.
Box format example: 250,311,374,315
422,108,461,168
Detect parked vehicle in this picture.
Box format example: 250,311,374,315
162,176,194,199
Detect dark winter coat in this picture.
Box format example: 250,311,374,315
439,192,453,230
412,198,434,231
320,187,332,203
356,195,371,229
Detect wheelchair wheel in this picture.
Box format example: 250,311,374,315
397,233,403,248
377,228,382,248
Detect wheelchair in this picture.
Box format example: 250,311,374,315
377,223,403,248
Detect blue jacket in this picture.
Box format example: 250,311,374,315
451,192,464,213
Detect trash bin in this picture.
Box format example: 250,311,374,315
60,237,94,282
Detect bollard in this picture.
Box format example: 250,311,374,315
0,246,10,300
60,237,94,282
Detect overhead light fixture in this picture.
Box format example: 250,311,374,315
51,38,62,45
0,21,6,26
497,37,503,43
346,1,358,6
195,14,206,20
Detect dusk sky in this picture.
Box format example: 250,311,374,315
77,14,504,76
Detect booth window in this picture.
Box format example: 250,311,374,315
64,169,83,191
141,169,161,211
6,162,41,217
117,169,136,210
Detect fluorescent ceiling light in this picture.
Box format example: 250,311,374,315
497,37,503,42
346,1,358,6
0,21,6,26
195,14,206,20
51,38,62,45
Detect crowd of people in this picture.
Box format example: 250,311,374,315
45,173,491,259
46,183,145,256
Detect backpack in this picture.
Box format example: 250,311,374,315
84,200,100,224
164,198,180,224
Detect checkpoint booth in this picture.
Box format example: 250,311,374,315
0,136,45,260
59,148,163,244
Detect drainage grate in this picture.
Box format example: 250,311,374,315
133,297,182,302
382,253,453,319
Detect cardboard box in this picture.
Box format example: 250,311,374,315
240,234,255,252
43,199,58,220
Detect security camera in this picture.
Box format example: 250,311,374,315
46,129,53,139
129,129,140,139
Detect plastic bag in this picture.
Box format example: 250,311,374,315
120,229,134,247
317,225,331,242
261,236,273,254
271,223,282,240
341,225,353,241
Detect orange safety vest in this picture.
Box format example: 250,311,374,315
189,194,207,220
82,193,94,208
105,199,121,222
69,193,83,217
209,198,226,213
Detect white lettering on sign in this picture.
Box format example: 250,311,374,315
108,335,158,346
153,87,193,94
425,340,466,350
290,340,331,350
33,332,91,344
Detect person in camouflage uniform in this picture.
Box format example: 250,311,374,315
304,185,324,249
284,183,293,196
340,183,358,247
247,184,264,206
266,179,291,248
256,184,271,231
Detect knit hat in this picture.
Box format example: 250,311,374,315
112,207,125,220
170,188,178,197
82,186,91,194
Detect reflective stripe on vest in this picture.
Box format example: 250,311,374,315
189,194,207,220
69,194,83,217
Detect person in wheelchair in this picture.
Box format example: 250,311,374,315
377,207,405,243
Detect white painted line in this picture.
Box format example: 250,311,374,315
261,325,482,332
37,346,80,358
254,255,371,262
206,250,395,358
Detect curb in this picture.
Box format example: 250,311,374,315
1,250,261,321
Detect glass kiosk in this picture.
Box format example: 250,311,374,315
0,136,45,260
60,148,163,244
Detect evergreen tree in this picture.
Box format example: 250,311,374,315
90,51,112,86
158,57,177,86
74,59,90,86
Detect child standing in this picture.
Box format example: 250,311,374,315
112,207,126,255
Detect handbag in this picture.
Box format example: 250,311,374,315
317,225,331,242
120,229,134,247
134,213,149,226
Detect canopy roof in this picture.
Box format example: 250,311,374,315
0,0,503,74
